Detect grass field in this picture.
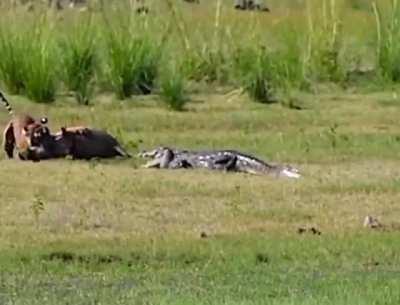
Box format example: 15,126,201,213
1,0,400,304
1,90,400,304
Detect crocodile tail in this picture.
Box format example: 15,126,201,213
280,167,301,179
0,91,13,115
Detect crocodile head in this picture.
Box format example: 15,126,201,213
138,146,172,159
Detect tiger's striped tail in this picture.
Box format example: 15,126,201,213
0,91,13,115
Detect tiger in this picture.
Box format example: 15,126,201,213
0,91,49,160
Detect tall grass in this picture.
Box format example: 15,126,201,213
22,22,58,103
159,63,187,111
233,41,307,105
183,46,230,83
181,0,231,83
61,21,97,105
276,22,309,90
306,0,345,83
234,22,308,104
0,1,395,105
0,27,28,94
373,0,400,82
104,19,160,100
0,16,59,103
233,47,275,104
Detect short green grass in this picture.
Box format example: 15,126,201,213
1,90,400,304
1,1,400,304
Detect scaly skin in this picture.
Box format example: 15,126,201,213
139,147,301,178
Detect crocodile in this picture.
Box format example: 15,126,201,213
138,146,301,178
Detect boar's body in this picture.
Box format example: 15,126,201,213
61,128,131,160
27,127,130,160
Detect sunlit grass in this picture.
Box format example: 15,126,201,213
0,1,399,304
0,0,394,105
61,19,97,105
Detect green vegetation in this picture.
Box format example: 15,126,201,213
373,0,400,82
0,17,58,103
61,20,97,105
0,0,400,304
0,26,27,94
306,0,345,83
159,63,188,110
235,47,276,104
2,235,400,305
0,0,396,108
0,91,400,304
22,23,58,103
105,24,160,99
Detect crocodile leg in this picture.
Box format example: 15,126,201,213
168,157,193,169
214,154,238,171
142,148,175,169
159,149,175,168
222,155,237,171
